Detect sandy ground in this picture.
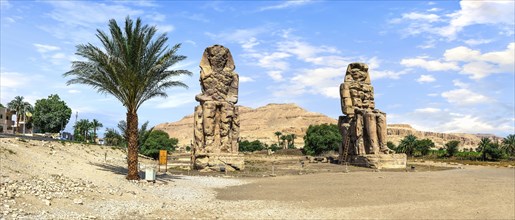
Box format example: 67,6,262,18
1,137,514,219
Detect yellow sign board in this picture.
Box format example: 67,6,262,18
159,150,167,165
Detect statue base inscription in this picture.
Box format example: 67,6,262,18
194,153,245,172
348,154,407,169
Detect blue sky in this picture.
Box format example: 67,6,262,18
1,0,514,137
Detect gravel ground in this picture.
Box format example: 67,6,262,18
1,137,514,219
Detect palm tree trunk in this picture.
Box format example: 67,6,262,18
126,110,140,180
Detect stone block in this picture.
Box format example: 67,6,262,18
349,154,406,169
194,153,244,171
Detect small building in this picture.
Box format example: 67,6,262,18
0,107,15,133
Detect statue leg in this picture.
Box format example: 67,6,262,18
219,102,233,153
376,112,389,153
193,105,204,153
355,113,366,155
202,102,217,153
364,110,379,154
231,106,240,153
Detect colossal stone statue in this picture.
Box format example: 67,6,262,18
193,45,244,171
338,63,405,169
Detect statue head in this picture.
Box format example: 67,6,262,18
201,45,235,72
345,63,371,83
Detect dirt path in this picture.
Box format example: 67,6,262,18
217,167,515,219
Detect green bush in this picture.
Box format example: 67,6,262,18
140,130,177,159
269,143,282,152
303,124,342,156
239,140,267,152
455,151,481,160
416,138,434,156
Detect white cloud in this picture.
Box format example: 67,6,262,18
68,89,81,94
46,1,144,28
391,107,514,136
414,107,441,113
252,52,291,70
33,44,60,53
400,58,459,71
464,38,492,46
0,71,29,89
441,88,490,106
402,42,515,79
371,69,410,80
158,25,174,33
416,74,436,83
155,93,196,109
447,42,514,79
441,1,515,39
205,26,269,47
267,71,284,82
259,0,313,11
392,1,515,40
402,12,440,23
443,46,480,62
241,37,260,51
277,40,340,62
239,76,254,83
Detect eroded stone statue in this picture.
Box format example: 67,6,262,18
193,45,243,171
339,63,389,155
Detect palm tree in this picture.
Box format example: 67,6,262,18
74,119,91,142
444,140,460,157
285,134,293,149
90,119,103,141
502,134,515,156
477,137,491,161
64,17,191,180
397,135,417,157
280,135,288,149
274,131,282,146
7,96,32,133
291,134,296,148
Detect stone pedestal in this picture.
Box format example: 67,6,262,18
194,153,245,172
349,154,406,169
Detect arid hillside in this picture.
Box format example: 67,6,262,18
155,103,500,150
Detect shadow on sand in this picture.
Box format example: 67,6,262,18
88,162,184,182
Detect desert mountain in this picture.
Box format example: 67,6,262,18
155,103,500,150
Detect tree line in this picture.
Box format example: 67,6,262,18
4,94,71,134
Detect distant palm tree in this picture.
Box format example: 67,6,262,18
285,134,294,149
280,135,288,149
7,96,32,133
274,131,282,146
291,134,296,148
477,137,491,161
397,135,417,157
74,119,91,142
502,134,515,156
64,17,191,180
90,119,103,141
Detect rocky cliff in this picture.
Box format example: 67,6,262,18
155,103,500,150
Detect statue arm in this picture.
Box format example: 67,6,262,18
227,73,239,104
340,83,353,115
